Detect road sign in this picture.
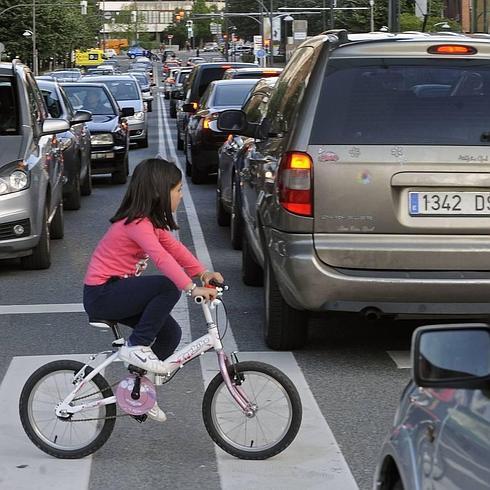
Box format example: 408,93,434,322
168,34,174,39
256,49,266,59
0,42,5,54
103,12,112,20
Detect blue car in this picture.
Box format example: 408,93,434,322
374,323,490,490
127,46,145,59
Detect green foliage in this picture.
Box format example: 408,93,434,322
0,0,102,67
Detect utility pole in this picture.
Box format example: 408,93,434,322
224,0,229,61
32,0,38,76
269,0,273,67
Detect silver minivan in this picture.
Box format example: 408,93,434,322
84,75,148,148
219,32,490,349
0,61,69,269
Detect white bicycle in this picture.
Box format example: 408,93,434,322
19,283,302,460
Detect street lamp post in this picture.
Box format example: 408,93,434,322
32,0,38,76
369,0,374,31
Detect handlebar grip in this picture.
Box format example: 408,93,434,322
209,278,226,288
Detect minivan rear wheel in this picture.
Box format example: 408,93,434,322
50,203,64,240
264,258,308,350
230,175,243,250
242,232,263,286
21,205,50,270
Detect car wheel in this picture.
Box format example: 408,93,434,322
63,170,81,210
49,202,64,240
21,205,50,270
80,161,92,196
216,184,230,226
177,127,184,150
392,480,404,490
230,174,243,250
137,135,149,148
164,92,169,100
111,154,128,185
170,102,177,119
146,102,152,112
190,145,206,185
242,231,263,286
264,257,308,350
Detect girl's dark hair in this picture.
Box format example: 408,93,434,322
110,158,182,230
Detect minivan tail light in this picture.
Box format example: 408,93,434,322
277,152,313,216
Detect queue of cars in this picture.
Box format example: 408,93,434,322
0,54,153,270
169,35,490,490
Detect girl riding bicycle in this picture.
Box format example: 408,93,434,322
83,158,223,421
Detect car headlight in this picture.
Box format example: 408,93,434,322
0,161,30,196
133,111,145,120
91,133,114,146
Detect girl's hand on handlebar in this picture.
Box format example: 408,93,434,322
201,271,224,286
191,286,218,301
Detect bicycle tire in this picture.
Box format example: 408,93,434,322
202,361,302,460
19,360,116,459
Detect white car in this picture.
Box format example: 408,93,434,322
104,49,117,58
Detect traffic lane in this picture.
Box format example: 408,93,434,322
0,106,159,306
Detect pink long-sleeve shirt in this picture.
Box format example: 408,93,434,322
84,218,205,290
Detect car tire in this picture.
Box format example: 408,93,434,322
242,231,263,286
50,202,64,240
80,162,92,196
264,257,308,350
216,186,230,226
230,174,243,250
111,154,128,185
137,135,149,148
392,480,404,490
190,146,207,185
177,127,184,150
170,102,177,119
21,205,50,270
63,171,81,211
164,92,169,100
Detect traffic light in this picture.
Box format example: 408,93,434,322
186,20,193,28
80,0,87,15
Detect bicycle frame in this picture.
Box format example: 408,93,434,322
55,295,254,418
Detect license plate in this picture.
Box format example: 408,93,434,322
92,152,114,160
409,191,490,216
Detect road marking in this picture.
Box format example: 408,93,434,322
157,92,237,352
0,304,85,314
387,350,411,369
200,352,359,490
0,355,93,490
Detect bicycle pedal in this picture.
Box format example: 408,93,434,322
130,414,148,423
128,364,147,376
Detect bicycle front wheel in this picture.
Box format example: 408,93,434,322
19,360,116,459
202,361,302,460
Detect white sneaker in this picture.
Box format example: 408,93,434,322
147,403,167,422
119,344,166,374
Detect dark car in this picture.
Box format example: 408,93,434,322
176,62,257,151
374,323,490,490
37,79,92,210
62,83,132,184
184,78,257,184
216,77,277,241
222,67,283,80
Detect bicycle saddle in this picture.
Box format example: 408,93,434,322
89,319,118,329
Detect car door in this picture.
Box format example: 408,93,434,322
432,389,490,490
188,84,211,147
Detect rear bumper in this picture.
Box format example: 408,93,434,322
265,227,490,314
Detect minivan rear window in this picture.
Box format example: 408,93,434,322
310,58,490,146
0,77,19,135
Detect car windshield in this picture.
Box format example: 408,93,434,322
100,80,139,101
213,83,255,107
0,77,19,135
131,74,149,86
63,85,116,116
311,58,490,146
51,71,80,80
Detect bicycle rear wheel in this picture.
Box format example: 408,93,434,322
202,361,302,460
19,360,116,459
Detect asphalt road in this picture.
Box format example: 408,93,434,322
0,53,420,490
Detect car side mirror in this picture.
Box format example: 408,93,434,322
70,110,92,126
41,118,70,135
412,324,490,390
120,107,135,117
182,102,197,113
217,110,247,133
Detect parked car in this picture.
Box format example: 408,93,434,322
184,79,258,184
37,79,92,210
218,31,490,349
128,72,153,112
222,67,283,80
216,77,277,241
374,323,490,490
83,75,148,148
177,62,257,152
169,68,192,119
62,82,132,184
0,61,68,269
